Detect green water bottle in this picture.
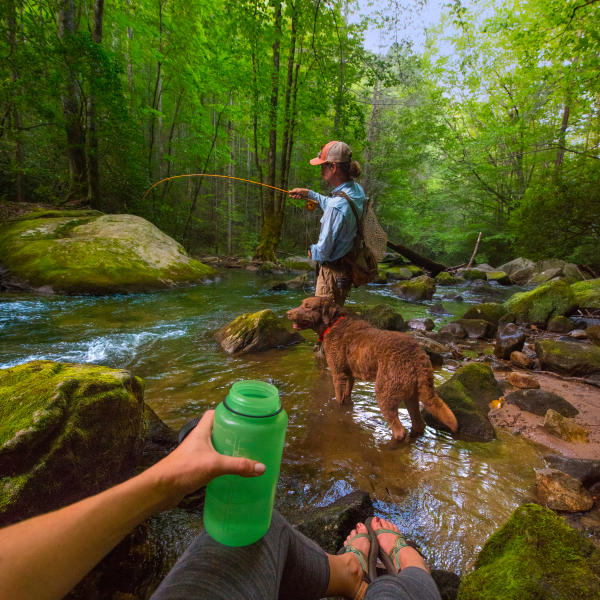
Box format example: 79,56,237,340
203,380,287,546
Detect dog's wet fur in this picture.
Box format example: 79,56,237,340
287,296,459,443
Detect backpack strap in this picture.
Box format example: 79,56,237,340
333,191,364,241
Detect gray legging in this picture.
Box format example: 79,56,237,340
151,511,442,600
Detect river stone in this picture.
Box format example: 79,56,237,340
587,325,600,346
391,275,436,301
0,211,215,294
535,468,594,512
494,323,526,359
408,318,435,331
504,280,577,325
459,268,488,281
455,318,496,339
507,372,540,389
486,271,511,285
0,360,145,525
571,278,600,309
438,322,467,338
497,257,535,276
504,389,578,417
569,329,588,339
435,271,458,286
528,267,563,285
424,363,502,441
510,266,537,285
457,503,600,600
535,339,600,376
462,302,507,325
562,263,587,283
215,309,302,354
412,335,446,368
140,405,178,470
385,266,413,281
510,351,534,369
547,315,574,333
544,455,600,486
544,409,589,443
356,304,405,331
293,490,373,554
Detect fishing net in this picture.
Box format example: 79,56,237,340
362,199,387,261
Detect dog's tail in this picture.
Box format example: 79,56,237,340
417,363,459,433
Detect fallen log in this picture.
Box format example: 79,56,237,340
386,240,447,276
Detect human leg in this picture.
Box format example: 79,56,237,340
315,264,351,306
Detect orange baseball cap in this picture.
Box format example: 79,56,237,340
309,141,352,165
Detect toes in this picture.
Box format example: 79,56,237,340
345,528,358,545
381,517,399,532
356,522,367,535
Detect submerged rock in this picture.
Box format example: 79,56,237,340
215,309,302,355
425,363,502,441
392,275,436,301
504,280,576,325
535,468,594,512
0,211,215,294
535,339,600,376
0,361,145,525
457,503,600,599
504,389,578,417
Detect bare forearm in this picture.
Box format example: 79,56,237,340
0,468,168,600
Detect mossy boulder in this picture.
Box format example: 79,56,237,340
215,309,302,354
425,363,502,441
0,212,215,294
392,275,436,301
571,279,600,309
485,271,511,285
281,258,313,272
503,280,576,325
384,266,413,281
357,304,406,331
435,271,458,286
547,315,573,333
528,267,562,285
454,318,496,339
0,361,145,525
535,339,600,376
462,302,507,325
460,269,488,281
406,265,424,276
457,503,600,600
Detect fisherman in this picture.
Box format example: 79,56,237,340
289,141,365,307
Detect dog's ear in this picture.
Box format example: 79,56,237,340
320,298,342,326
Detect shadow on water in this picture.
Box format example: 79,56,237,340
0,270,542,573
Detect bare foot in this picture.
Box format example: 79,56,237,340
372,516,430,573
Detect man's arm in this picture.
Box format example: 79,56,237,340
0,411,264,600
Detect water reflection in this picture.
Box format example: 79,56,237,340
0,270,541,573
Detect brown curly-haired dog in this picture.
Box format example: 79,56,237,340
287,296,458,442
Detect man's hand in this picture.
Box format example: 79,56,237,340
148,411,265,508
289,187,309,199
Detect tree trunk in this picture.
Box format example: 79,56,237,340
554,102,570,174
58,0,87,201
386,240,447,276
86,0,104,209
363,79,379,197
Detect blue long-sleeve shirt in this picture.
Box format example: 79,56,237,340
308,180,366,263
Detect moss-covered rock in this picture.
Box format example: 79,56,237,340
281,259,313,272
547,315,573,333
528,267,562,285
406,265,424,276
486,271,511,285
457,503,600,600
543,409,589,444
391,275,436,301
435,271,458,286
0,361,145,525
587,325,600,347
356,304,406,331
535,339,600,376
0,212,215,295
215,309,302,354
425,363,502,441
461,269,488,281
571,279,600,309
455,318,496,339
503,280,576,324
384,266,413,281
462,302,507,325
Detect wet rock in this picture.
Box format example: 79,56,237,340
543,455,600,486
435,271,458,286
547,315,573,333
425,363,502,441
570,329,588,339
544,409,589,443
413,334,451,357
359,304,406,331
455,318,496,339
407,318,435,331
535,339,600,376
461,302,507,325
504,389,578,417
510,266,536,285
535,468,594,512
571,278,600,310
140,405,178,469
459,268,488,281
385,266,413,281
293,490,373,554
510,351,534,369
215,309,302,355
0,361,145,525
494,323,526,359
587,325,600,346
391,275,436,301
444,293,463,302
457,503,600,599
438,322,467,338
504,280,577,325
486,271,511,285
528,267,562,285
428,301,449,315
374,269,388,284
507,372,540,389
0,212,216,295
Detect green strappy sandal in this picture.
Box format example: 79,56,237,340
375,527,425,576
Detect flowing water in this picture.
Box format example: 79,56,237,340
0,270,544,573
